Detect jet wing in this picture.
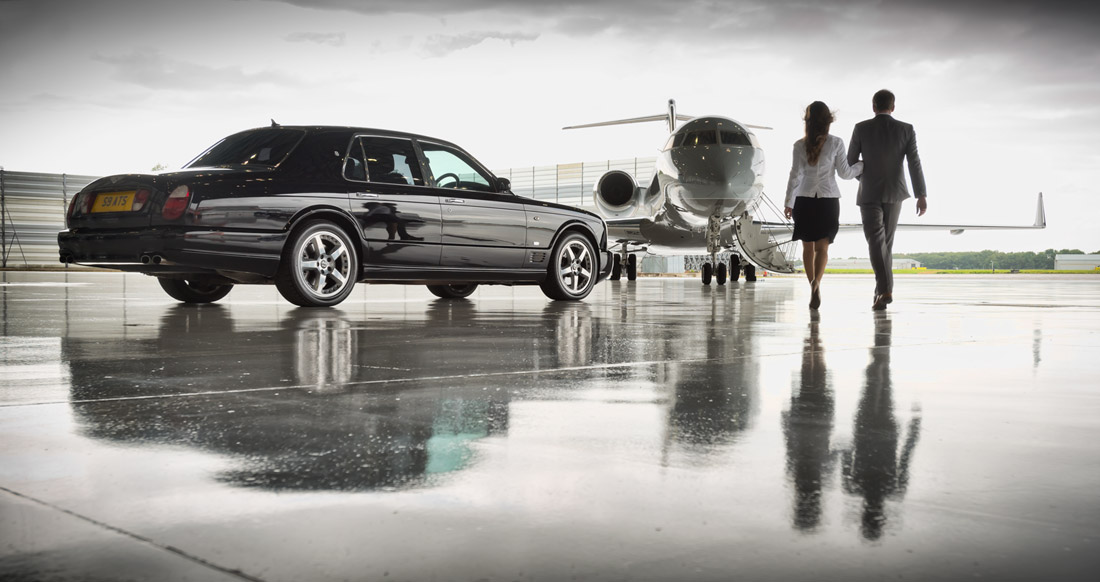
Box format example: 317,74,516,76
605,217,654,247
759,193,1046,237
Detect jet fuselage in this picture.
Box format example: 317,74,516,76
655,116,765,231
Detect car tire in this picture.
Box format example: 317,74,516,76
157,278,233,303
540,232,597,301
427,283,478,299
275,220,359,307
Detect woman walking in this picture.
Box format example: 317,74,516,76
784,101,863,309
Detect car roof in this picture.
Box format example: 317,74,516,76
248,125,467,151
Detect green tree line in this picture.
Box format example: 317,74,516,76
895,249,1097,270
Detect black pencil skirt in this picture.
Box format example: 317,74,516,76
791,196,840,243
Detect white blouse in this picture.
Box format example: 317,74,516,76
784,134,863,209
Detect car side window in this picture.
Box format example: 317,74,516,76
419,142,494,192
355,136,424,186
343,139,367,181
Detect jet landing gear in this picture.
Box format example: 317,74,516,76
611,250,637,281
743,263,757,282
702,214,730,286
703,259,743,285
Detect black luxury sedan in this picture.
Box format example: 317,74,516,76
58,125,613,307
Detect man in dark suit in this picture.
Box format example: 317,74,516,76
848,89,927,310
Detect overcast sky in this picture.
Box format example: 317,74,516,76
2,0,1098,255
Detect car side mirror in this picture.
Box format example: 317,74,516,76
496,177,512,193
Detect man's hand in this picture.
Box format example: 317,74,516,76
916,196,927,217
784,207,793,220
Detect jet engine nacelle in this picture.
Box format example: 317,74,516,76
593,170,650,219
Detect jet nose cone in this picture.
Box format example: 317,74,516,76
725,165,756,194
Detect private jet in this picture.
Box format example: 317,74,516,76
566,99,1045,285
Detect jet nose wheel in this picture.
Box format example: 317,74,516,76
716,262,727,285
702,262,713,285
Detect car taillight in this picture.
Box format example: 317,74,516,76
132,189,151,212
65,194,80,225
66,192,95,224
162,185,191,220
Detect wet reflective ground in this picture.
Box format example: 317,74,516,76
2,271,1099,581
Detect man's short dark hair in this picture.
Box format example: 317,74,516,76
873,89,895,112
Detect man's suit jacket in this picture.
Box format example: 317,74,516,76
848,113,926,205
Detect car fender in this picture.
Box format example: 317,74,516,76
284,206,364,268
285,206,361,236
551,219,601,255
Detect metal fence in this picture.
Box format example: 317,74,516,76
0,159,656,268
496,158,657,209
1,170,99,267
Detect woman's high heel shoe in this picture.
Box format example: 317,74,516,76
809,281,821,310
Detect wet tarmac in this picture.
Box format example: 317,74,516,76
2,271,1098,581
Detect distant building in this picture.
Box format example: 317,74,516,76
641,255,686,274
1055,254,1100,270
819,258,922,270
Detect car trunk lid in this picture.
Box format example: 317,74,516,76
65,167,274,230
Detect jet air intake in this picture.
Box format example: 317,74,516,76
594,170,640,218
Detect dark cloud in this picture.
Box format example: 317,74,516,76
259,0,1100,60
421,31,539,57
259,0,598,15
92,49,298,91
284,32,346,47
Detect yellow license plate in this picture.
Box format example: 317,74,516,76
91,191,136,213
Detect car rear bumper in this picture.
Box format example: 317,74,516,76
58,228,285,278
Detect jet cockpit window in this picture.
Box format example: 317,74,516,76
682,130,717,147
720,130,752,147
663,133,689,151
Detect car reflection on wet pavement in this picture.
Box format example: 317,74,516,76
2,272,1098,581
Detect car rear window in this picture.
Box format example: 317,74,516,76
186,129,305,168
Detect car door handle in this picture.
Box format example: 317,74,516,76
444,198,465,204
354,192,379,199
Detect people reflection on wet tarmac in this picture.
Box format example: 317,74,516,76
839,313,922,540
782,311,835,532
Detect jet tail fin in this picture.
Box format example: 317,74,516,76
563,98,772,133
563,99,689,133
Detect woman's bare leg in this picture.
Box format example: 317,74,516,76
802,241,816,286
813,239,830,291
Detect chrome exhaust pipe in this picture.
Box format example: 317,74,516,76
152,255,163,265
141,254,152,264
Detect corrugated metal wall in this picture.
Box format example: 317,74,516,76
1,171,99,267
0,159,656,268
496,158,657,209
